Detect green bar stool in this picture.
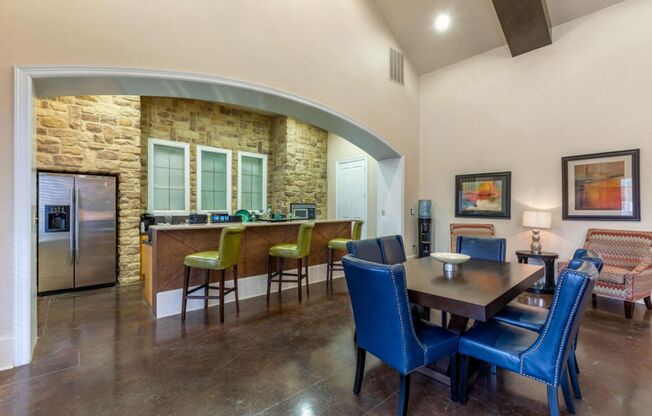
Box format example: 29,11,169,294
267,221,315,303
326,220,363,291
181,225,246,323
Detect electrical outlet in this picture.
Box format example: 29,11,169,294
410,208,416,215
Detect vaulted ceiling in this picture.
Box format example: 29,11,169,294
372,0,627,74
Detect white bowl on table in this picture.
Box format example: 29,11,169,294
430,252,471,273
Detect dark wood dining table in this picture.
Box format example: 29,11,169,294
404,256,545,383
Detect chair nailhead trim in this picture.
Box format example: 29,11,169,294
519,270,589,386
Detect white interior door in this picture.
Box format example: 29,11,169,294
336,157,368,238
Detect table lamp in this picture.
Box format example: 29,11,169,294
522,211,552,255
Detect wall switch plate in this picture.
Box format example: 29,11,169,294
410,208,416,215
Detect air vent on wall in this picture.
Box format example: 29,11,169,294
389,48,404,85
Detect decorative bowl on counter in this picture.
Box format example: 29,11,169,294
430,252,471,273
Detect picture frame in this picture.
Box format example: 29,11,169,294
562,149,640,221
455,171,511,219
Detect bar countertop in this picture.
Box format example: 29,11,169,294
149,218,352,231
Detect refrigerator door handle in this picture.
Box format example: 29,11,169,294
75,187,80,264
70,187,75,264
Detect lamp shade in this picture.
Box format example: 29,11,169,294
522,211,552,229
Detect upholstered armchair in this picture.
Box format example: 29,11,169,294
450,223,495,252
559,229,652,319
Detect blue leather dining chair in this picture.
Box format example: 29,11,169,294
458,260,599,416
347,237,429,335
346,238,384,264
379,235,407,264
492,251,604,400
342,255,459,416
456,236,507,262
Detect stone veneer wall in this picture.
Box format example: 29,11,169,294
271,117,328,218
35,96,142,284
140,97,328,217
139,97,274,212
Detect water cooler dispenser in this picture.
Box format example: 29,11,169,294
418,200,432,258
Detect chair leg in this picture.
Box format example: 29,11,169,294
547,385,561,416
181,266,191,321
297,258,303,303
233,265,240,313
624,301,635,319
397,373,411,416
490,364,497,375
327,248,333,291
304,256,310,296
459,355,469,405
561,371,576,414
353,347,366,395
204,269,210,310
266,255,273,302
449,353,459,402
644,296,652,310
219,269,225,323
441,311,447,328
568,353,582,399
278,257,284,297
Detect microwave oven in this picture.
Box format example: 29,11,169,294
290,203,316,220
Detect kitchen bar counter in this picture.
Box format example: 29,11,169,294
145,219,353,317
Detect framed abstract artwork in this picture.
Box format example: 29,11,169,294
455,172,511,219
562,149,640,221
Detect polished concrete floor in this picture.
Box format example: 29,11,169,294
1,278,651,415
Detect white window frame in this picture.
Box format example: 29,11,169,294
237,151,268,213
196,145,233,214
147,138,191,215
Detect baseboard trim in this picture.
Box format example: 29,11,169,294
155,264,343,319
0,336,14,371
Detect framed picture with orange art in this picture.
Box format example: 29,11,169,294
455,171,511,219
562,149,640,221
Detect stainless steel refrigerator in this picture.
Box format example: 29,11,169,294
38,172,117,294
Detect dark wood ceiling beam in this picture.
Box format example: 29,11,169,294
492,0,552,57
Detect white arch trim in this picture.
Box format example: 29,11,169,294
13,66,404,366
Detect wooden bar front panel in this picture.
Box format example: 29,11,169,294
152,221,352,295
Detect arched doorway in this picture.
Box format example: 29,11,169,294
13,66,404,366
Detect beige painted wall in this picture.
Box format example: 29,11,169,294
420,0,652,263
327,133,378,237
0,0,419,366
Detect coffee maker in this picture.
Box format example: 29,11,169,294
140,213,156,233
417,200,432,258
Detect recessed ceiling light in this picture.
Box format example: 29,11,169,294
434,13,451,32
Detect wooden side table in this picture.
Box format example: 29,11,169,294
515,250,559,294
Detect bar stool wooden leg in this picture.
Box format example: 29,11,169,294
219,269,226,323
233,265,240,313
278,257,284,297
204,269,210,310
267,255,273,302
181,265,191,321
297,258,303,303
327,248,333,290
305,256,310,296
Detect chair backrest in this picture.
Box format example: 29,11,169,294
218,225,246,268
456,236,506,262
347,238,384,264
296,221,315,258
351,220,364,241
520,260,598,386
342,255,425,374
378,235,407,265
584,228,652,270
572,248,604,272
450,223,495,252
